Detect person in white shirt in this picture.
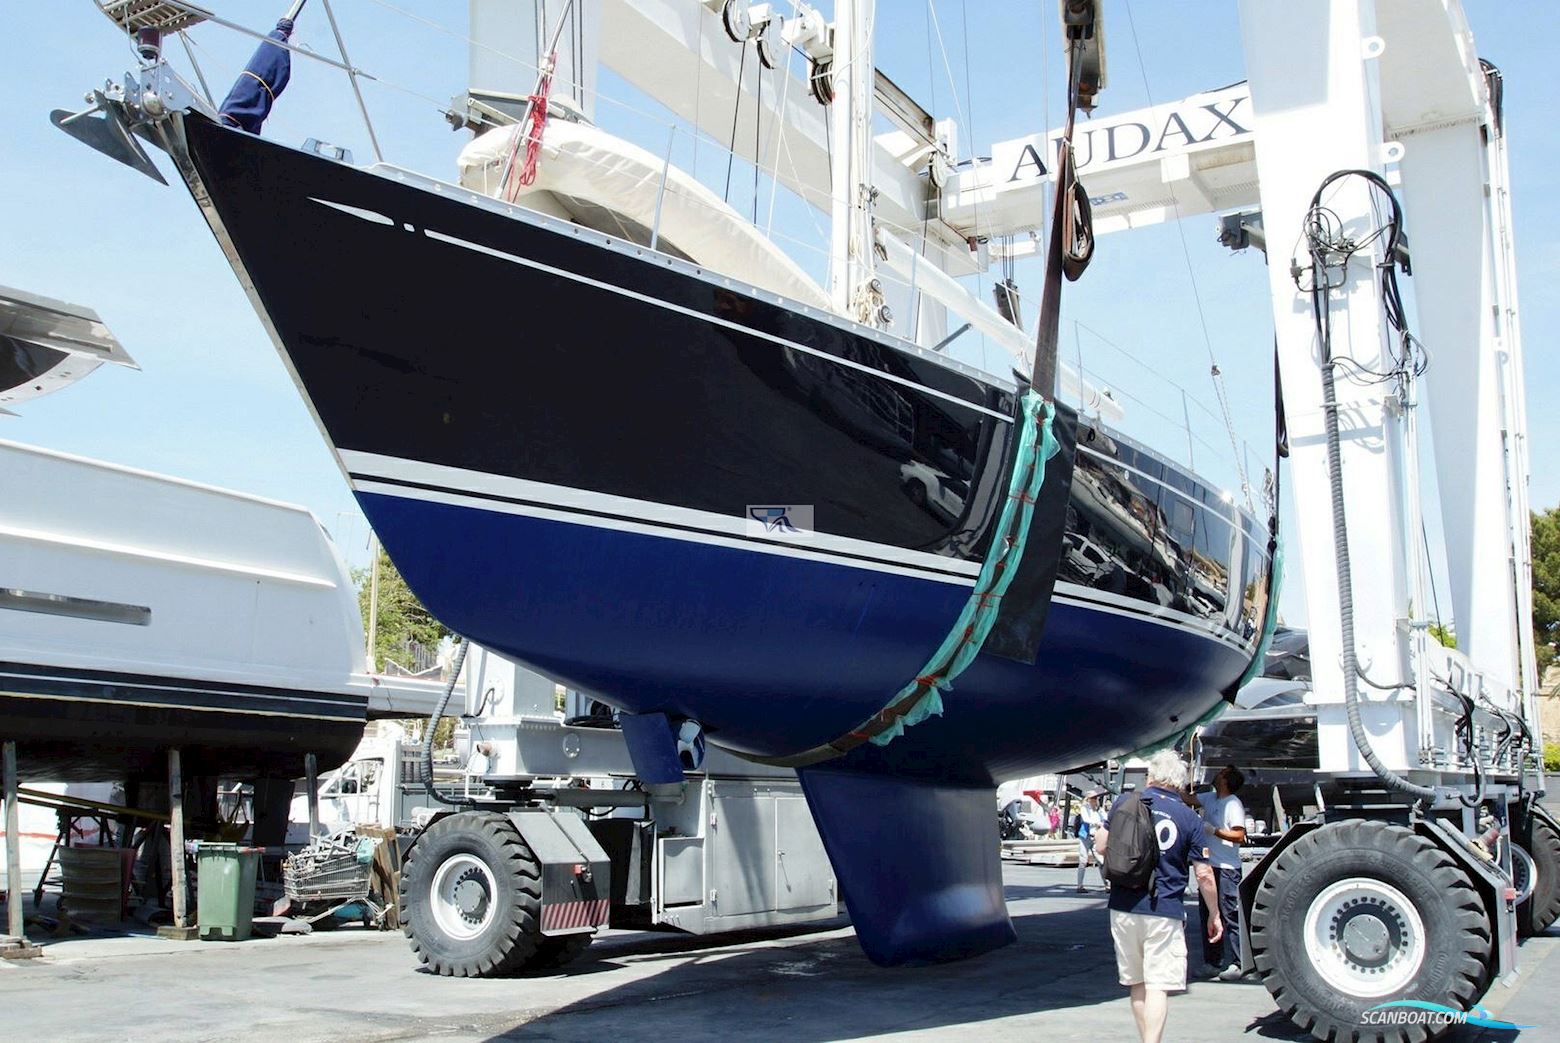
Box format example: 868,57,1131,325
1197,767,1247,980
1075,790,1106,892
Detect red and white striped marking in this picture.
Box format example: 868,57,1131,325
541,898,609,932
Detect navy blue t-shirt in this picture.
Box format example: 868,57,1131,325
1105,785,1210,920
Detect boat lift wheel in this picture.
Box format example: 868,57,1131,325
1516,811,1560,936
1248,820,1492,1043
400,811,544,977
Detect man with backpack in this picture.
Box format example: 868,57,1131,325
1095,750,1224,1043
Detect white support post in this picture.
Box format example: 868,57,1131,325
1398,122,1519,694
305,752,321,842
1237,0,1419,774
3,742,22,942
827,0,876,318
163,747,195,939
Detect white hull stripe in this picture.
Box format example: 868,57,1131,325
408,222,1011,424
342,449,982,585
345,453,1257,656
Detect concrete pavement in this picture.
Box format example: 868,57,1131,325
1,863,1555,1041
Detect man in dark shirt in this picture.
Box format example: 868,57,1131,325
1096,750,1224,1043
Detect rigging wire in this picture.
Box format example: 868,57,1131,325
754,47,764,223
724,40,749,204
1120,0,1252,512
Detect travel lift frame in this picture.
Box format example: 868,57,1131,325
949,2,1544,1038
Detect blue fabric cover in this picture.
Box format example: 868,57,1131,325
219,19,295,134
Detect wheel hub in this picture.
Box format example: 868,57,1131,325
1304,877,1426,998
428,852,500,942
1335,903,1398,967
453,873,490,923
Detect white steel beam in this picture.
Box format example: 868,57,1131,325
942,83,1258,239
1397,119,1518,690
597,0,954,253
1238,0,1420,772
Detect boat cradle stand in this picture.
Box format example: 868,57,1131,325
1,742,42,959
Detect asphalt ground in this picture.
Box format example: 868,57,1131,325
1,862,1556,1042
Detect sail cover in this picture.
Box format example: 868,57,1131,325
458,119,834,313
219,17,295,133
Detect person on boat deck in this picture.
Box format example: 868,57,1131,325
1197,766,1248,981
1075,790,1106,892
1096,751,1222,1043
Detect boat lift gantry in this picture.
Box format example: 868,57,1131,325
446,6,1544,1036
946,2,1539,1039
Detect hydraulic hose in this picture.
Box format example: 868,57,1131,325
422,638,476,808
1313,265,1437,803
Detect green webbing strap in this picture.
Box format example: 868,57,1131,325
750,390,1059,768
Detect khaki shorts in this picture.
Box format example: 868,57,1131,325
1110,909,1188,991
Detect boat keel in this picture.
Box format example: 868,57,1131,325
797,766,1014,966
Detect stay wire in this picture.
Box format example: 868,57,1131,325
1121,0,1251,512
724,40,749,204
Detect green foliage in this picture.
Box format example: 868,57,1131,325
356,546,451,672
1428,622,1457,649
1545,742,1560,775
1535,507,1559,674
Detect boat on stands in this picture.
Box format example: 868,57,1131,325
0,285,444,785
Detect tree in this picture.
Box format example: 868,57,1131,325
356,546,451,673
1535,506,1559,675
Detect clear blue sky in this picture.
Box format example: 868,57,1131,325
3,1,1554,628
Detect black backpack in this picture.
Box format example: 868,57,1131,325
1103,791,1158,892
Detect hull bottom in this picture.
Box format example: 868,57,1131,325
0,662,366,781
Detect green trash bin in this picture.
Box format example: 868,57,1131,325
195,843,262,941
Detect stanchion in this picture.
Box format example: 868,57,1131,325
1,741,42,959
157,748,197,940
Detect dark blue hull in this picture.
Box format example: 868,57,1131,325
360,488,1248,786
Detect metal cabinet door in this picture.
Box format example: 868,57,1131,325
775,796,835,911
708,794,777,916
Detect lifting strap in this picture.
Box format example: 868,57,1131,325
751,391,1059,768
751,20,1097,768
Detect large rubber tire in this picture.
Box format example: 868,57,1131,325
1249,821,1492,1043
1517,811,1560,936
400,811,542,977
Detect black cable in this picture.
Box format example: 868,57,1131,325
1298,168,1437,803
724,40,748,204
753,55,762,223
423,639,479,808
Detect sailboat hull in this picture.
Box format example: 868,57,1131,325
167,115,1271,964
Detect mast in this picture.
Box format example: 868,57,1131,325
828,0,879,323
464,0,599,126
